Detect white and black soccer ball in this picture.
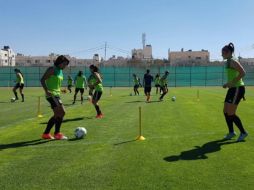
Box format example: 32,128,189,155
10,98,16,102
74,127,87,139
171,96,176,101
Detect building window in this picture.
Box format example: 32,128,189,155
5,54,7,56
196,57,202,60
46,60,51,63
35,60,40,64
27,60,31,63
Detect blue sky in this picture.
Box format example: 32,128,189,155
0,0,253,60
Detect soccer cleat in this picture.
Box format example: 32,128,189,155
96,114,103,119
224,132,237,140
42,133,55,140
54,133,68,140
237,132,248,142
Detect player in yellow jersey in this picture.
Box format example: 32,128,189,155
222,43,248,142
40,55,70,140
13,69,25,102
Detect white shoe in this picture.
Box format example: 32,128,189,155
224,132,237,140
237,132,248,142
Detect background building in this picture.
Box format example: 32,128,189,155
168,48,210,65
0,46,15,66
15,53,93,66
131,33,153,61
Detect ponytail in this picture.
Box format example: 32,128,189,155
222,42,235,54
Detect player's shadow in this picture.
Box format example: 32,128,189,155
0,139,50,151
125,100,144,103
164,139,238,162
0,101,9,103
40,117,90,124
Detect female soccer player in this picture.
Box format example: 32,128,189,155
154,74,161,95
13,69,25,102
67,75,73,93
40,55,69,140
133,74,141,95
88,65,104,118
159,71,169,101
73,71,87,104
222,43,248,142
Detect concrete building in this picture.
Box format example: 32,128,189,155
168,49,210,65
239,57,254,65
0,46,15,66
15,53,93,66
132,45,153,61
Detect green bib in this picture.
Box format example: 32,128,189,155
75,75,86,88
155,77,160,85
45,67,63,97
134,77,139,85
68,78,73,86
226,58,244,87
89,74,103,92
17,73,24,84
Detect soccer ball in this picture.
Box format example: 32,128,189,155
171,96,176,101
10,98,16,102
74,127,87,139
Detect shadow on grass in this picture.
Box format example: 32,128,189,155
0,101,10,104
40,117,91,124
125,101,144,103
68,138,84,141
0,139,50,151
114,139,137,146
164,139,238,162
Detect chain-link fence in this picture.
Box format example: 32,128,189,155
1,65,254,87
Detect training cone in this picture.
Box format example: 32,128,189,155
136,136,145,141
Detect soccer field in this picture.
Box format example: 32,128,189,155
0,87,253,190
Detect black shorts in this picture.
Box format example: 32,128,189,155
155,84,160,88
15,83,24,89
225,86,245,105
144,87,152,94
134,85,139,89
75,88,84,93
46,96,63,109
93,91,102,102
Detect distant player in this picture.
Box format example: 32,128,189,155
159,71,169,101
143,69,154,102
222,43,248,142
67,75,73,93
154,74,161,95
133,74,141,95
88,65,104,118
73,71,87,104
40,55,69,140
13,68,25,102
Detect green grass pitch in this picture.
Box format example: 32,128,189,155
0,87,254,190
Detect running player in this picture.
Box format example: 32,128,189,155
143,69,154,102
222,43,248,142
133,74,141,95
154,74,161,95
67,75,73,93
88,65,104,118
159,71,169,101
13,69,25,102
40,55,70,140
73,71,87,104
